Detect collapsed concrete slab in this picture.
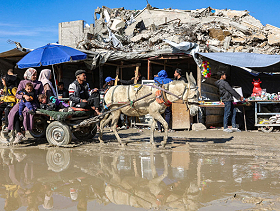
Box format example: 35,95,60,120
58,5,280,69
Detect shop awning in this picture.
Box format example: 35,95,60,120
197,52,280,72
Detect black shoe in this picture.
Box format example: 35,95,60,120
19,115,24,121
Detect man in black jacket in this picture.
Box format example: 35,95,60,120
215,71,244,133
68,70,100,115
174,68,188,83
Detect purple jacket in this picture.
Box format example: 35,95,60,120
8,80,44,131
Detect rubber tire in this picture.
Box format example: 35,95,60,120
73,124,97,140
46,121,72,146
46,148,71,172
30,115,47,138
260,120,273,133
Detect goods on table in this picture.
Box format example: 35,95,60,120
248,92,280,101
199,101,224,105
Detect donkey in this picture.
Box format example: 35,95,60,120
99,74,199,147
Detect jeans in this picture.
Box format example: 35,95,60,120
223,101,237,129
19,101,33,116
157,106,172,131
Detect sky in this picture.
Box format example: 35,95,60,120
1,0,280,53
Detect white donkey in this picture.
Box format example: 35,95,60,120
99,74,199,147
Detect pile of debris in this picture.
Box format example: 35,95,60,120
74,5,280,55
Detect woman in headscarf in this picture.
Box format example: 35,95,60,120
8,68,44,144
38,69,57,100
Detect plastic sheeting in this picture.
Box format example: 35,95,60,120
198,52,280,72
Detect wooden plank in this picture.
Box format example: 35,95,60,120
149,60,175,68
172,103,192,129
197,65,201,97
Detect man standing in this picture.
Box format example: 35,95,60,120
69,70,100,115
215,71,244,133
174,68,187,83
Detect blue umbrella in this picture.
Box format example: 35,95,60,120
17,43,87,68
17,43,87,95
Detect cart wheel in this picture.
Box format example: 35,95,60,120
46,148,71,172
46,121,72,146
73,124,97,140
30,115,47,138
260,120,273,133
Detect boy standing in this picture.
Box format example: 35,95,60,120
215,71,244,133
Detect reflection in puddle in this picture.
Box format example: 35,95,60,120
0,144,279,210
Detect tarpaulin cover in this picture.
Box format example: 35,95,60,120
17,44,87,69
198,52,280,69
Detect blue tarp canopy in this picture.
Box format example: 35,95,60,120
197,52,280,72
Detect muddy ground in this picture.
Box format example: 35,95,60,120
0,128,280,210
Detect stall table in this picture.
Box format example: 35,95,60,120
249,100,280,133
199,103,248,131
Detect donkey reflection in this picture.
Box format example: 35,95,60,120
75,151,200,210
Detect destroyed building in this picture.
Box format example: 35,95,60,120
59,5,280,59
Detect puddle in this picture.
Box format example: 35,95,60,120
0,143,279,210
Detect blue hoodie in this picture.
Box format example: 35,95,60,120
154,70,173,84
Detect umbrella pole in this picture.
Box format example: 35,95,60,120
52,64,59,97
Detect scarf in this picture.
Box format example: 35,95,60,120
38,69,57,97
23,68,37,80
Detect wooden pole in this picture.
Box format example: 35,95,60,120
147,60,151,80
121,61,123,80
115,66,119,86
197,64,201,97
99,65,103,89
134,65,139,84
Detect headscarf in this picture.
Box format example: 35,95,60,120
23,68,37,80
38,69,57,97
154,70,173,84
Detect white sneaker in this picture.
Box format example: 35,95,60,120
13,133,25,144
223,128,233,133
232,128,241,132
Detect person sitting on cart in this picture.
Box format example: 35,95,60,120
57,82,69,98
215,71,244,133
18,82,36,121
38,94,69,111
0,76,17,131
69,69,101,115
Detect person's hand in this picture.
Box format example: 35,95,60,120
117,78,120,81
81,99,87,103
23,95,31,101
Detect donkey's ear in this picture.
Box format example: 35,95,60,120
186,72,190,84
189,72,197,86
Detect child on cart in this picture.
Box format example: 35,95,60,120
38,94,70,112
18,82,36,121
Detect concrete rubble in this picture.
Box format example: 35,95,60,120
59,5,280,66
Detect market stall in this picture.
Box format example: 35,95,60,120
196,52,280,131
